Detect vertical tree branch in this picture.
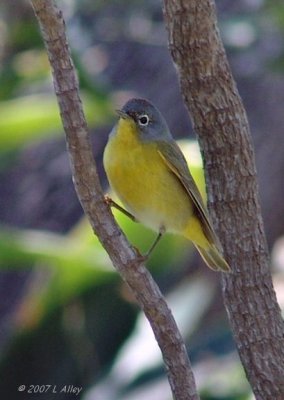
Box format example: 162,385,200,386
163,1,284,398
30,1,199,399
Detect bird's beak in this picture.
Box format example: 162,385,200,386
116,109,131,119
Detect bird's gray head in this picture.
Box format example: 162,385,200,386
117,98,172,141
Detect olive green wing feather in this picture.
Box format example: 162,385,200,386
157,140,222,250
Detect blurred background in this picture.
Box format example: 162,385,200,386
0,0,284,399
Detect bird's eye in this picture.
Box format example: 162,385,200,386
138,114,150,126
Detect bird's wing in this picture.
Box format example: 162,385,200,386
157,140,222,249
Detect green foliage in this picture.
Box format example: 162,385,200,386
266,0,284,28
0,92,110,150
0,222,114,315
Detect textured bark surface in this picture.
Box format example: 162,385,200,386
163,0,284,399
30,1,199,399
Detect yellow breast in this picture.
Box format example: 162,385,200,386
103,118,193,233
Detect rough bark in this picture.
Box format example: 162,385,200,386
163,1,284,399
30,1,199,399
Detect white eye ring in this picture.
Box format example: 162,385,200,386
138,114,150,126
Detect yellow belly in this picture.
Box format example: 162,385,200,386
103,119,193,234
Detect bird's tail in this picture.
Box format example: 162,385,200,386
195,244,230,272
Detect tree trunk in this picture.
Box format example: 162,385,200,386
163,1,284,398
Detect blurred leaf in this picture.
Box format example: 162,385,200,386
267,52,284,74
178,139,206,199
265,0,284,28
0,223,115,327
9,19,43,50
0,92,111,150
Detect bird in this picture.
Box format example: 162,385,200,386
103,98,230,272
